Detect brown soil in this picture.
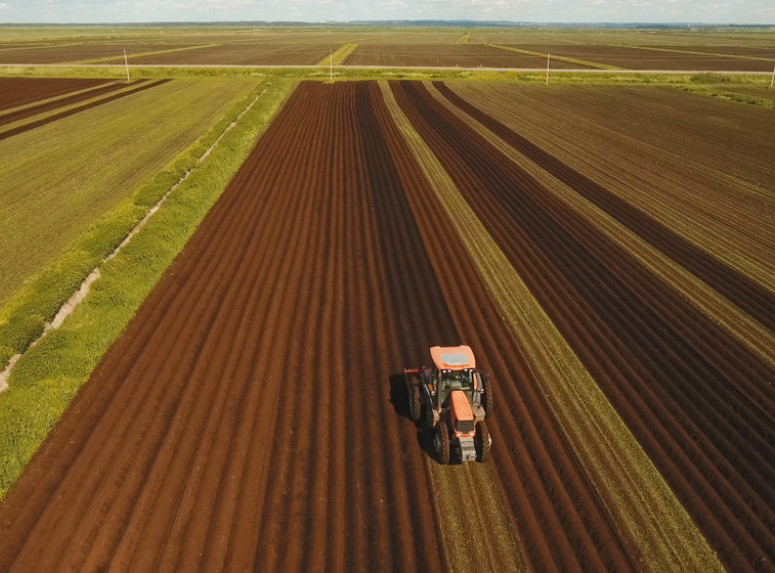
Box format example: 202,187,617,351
390,79,775,571
0,77,110,111
2,79,773,571
0,79,647,570
0,81,447,571
347,43,583,68
0,81,131,127
130,43,336,65
0,43,192,64
508,44,775,71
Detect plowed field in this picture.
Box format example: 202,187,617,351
0,77,109,110
1,80,774,571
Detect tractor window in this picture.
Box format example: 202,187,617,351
456,420,474,433
445,370,473,391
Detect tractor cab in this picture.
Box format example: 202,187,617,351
429,346,483,409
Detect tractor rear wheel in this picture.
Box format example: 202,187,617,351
434,421,450,464
475,421,491,462
481,374,493,415
409,385,422,422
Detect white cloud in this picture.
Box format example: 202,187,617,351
0,0,772,24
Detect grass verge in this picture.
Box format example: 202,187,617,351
0,77,295,499
2,63,770,86
679,84,775,110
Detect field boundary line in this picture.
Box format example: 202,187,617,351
382,79,723,572
0,85,269,394
426,82,775,370
488,43,621,70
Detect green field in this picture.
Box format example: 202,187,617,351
0,78,256,305
0,76,295,498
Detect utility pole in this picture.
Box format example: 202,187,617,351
546,53,550,86
770,63,775,89
124,49,131,83
330,49,333,83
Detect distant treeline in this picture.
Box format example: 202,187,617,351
2,21,774,29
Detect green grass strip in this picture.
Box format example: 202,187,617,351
679,84,775,110
488,43,621,70
0,78,294,499
318,42,358,66
2,64,769,87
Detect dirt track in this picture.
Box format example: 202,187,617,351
1,80,773,570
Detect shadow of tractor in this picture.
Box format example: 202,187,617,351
389,372,443,463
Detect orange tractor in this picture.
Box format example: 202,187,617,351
404,345,492,463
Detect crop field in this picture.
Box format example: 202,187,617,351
0,75,773,571
0,77,257,305
2,26,774,70
345,43,584,68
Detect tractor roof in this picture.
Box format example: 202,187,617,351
430,345,476,371
450,390,475,421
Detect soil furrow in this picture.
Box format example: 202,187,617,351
393,79,773,570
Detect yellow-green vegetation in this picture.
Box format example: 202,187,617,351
489,43,621,70
429,465,526,572
0,80,160,136
0,78,295,499
380,80,724,572
319,42,358,66
680,84,775,110
456,32,471,45
5,62,769,89
0,78,255,306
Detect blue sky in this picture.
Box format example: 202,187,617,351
0,0,773,25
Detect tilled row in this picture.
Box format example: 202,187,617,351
0,77,110,111
0,81,444,570
391,79,775,571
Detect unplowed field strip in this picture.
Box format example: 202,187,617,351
390,80,775,571
0,77,110,111
0,79,168,141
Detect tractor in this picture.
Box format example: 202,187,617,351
404,345,492,463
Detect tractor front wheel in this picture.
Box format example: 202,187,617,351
434,421,450,465
409,385,422,422
475,421,491,462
